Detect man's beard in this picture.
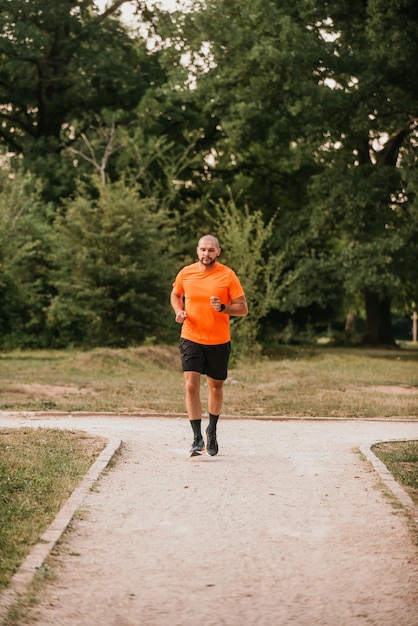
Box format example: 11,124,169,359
201,257,216,267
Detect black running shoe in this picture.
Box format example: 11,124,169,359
206,427,219,456
190,436,205,456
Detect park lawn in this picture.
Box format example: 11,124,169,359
0,344,417,417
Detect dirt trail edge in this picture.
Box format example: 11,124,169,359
1,414,418,626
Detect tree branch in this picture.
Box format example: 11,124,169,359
96,0,142,23
65,117,123,185
375,128,410,167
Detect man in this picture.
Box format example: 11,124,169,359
170,234,248,457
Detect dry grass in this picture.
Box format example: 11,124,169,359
1,344,417,418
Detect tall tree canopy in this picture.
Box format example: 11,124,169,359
1,0,417,348
156,0,418,345
304,0,418,344
0,0,165,198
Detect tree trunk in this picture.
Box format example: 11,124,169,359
362,289,397,346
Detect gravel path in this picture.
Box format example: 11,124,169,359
1,414,418,626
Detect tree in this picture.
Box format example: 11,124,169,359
154,0,319,216
302,0,418,345
156,0,418,345
47,179,175,347
0,167,54,347
153,0,342,340
210,196,283,358
0,0,165,199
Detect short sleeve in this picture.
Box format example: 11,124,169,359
229,271,245,300
172,270,185,297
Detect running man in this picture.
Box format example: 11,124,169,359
170,234,248,456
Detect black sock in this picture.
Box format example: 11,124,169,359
208,413,219,433
190,419,202,438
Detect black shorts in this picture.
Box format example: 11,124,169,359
179,338,231,381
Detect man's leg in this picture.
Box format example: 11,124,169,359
184,371,202,420
206,376,224,456
207,376,224,416
184,371,205,454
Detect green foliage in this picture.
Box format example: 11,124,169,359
298,0,418,338
0,168,55,348
0,0,417,348
160,0,418,344
210,195,283,358
47,179,174,347
307,164,408,298
0,0,165,200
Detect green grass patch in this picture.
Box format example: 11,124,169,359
0,428,106,591
372,440,418,506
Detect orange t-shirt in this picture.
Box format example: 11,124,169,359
172,262,245,345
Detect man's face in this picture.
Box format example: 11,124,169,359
197,238,221,268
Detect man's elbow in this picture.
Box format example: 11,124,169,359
239,301,249,316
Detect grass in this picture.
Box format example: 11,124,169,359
0,428,106,591
0,343,417,417
372,441,418,506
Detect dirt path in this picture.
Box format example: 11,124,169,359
1,415,418,626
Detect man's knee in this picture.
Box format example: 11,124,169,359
207,377,224,393
184,373,200,395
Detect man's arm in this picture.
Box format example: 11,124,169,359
210,295,248,316
170,289,187,323
226,295,248,317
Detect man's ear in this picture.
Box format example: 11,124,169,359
217,248,222,257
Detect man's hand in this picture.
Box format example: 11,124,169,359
210,296,223,312
171,290,187,323
175,310,187,324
